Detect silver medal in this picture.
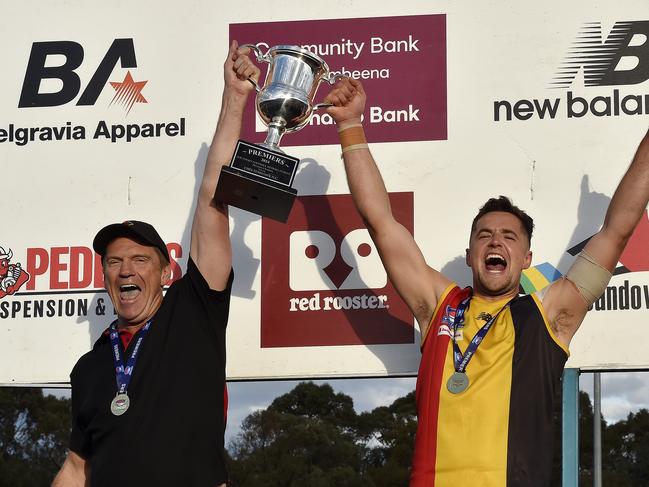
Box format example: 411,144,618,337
447,372,470,394
110,393,130,416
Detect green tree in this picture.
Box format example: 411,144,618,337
578,389,595,485
604,408,649,486
358,392,416,486
557,387,649,487
0,388,71,487
227,381,649,486
228,382,371,487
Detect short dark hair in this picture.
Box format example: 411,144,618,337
471,196,534,244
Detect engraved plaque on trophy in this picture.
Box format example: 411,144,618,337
215,44,341,223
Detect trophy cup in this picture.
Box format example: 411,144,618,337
215,44,341,222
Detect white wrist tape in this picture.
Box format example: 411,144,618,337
565,251,612,306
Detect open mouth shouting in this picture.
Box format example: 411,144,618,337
119,284,141,300
485,253,507,272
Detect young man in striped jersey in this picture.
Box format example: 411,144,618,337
325,78,649,486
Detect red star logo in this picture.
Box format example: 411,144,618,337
109,71,148,115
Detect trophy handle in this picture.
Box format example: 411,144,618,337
239,43,270,63
238,43,270,92
323,72,346,85
312,73,347,110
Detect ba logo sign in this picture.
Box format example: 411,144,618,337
553,21,649,88
19,38,147,114
261,193,414,348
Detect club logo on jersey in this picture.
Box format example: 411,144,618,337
438,305,455,338
439,304,464,340
476,311,493,322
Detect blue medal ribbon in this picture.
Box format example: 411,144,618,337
450,292,515,374
109,320,152,395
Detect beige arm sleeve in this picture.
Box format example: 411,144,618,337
565,250,613,306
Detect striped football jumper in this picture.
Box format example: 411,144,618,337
410,284,569,487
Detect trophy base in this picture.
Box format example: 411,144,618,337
215,165,297,223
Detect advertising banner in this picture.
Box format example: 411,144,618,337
2,0,648,384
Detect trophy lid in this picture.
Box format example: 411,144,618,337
268,45,330,73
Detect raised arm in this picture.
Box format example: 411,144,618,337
543,128,649,346
190,41,259,290
325,79,451,334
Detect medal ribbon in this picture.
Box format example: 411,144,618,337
450,292,515,373
109,320,152,395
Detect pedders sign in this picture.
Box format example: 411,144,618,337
23,244,183,291
0,243,183,320
261,193,414,348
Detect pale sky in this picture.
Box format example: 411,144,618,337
224,371,649,446
44,370,649,447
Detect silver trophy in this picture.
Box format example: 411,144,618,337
215,44,341,222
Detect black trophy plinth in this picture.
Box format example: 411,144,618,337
215,140,299,223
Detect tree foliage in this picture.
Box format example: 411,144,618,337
1,382,649,486
227,382,380,486
227,382,649,487
603,408,649,486
357,392,417,486
0,388,70,487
